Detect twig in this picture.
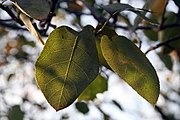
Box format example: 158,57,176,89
155,106,172,120
40,0,58,35
145,34,180,54
96,11,119,34
0,3,23,25
0,20,27,30
80,0,106,23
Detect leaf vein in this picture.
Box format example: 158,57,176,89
58,36,79,108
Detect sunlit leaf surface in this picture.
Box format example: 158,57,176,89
101,35,160,105
35,25,99,111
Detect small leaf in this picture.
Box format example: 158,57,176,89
35,25,99,111
158,53,173,70
12,0,50,20
160,12,180,53
143,14,159,41
102,3,159,26
101,35,160,105
134,1,152,29
8,105,24,120
101,3,134,14
78,74,108,101
75,102,89,114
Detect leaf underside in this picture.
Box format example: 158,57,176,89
35,25,99,111
12,0,50,20
102,3,159,26
101,35,160,105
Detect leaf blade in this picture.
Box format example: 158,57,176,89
35,25,99,110
101,35,160,105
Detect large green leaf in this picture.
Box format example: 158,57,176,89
101,35,160,105
12,0,50,20
35,25,99,111
78,74,108,101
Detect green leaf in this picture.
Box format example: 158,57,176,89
161,12,180,53
134,1,152,29
78,74,108,101
95,25,117,69
102,3,134,14
35,25,99,111
75,102,89,114
101,35,160,105
143,14,159,41
12,0,50,20
158,53,173,70
8,105,24,120
102,3,158,26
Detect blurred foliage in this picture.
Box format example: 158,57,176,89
0,0,180,120
8,105,24,120
75,102,89,114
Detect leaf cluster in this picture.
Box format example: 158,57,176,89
1,0,180,113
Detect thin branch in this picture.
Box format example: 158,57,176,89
96,11,119,34
0,20,27,30
39,0,58,35
80,0,106,23
0,4,23,25
155,106,172,120
145,34,180,54
161,92,180,105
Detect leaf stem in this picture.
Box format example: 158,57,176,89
96,11,119,34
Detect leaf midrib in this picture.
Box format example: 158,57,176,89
58,36,79,108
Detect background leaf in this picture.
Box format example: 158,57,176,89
75,102,89,114
35,25,99,111
102,3,158,25
8,105,24,120
143,14,159,41
158,53,173,70
78,74,108,101
101,3,133,14
101,35,160,105
160,12,180,54
12,0,50,20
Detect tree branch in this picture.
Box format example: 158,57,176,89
0,3,23,25
145,34,180,54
